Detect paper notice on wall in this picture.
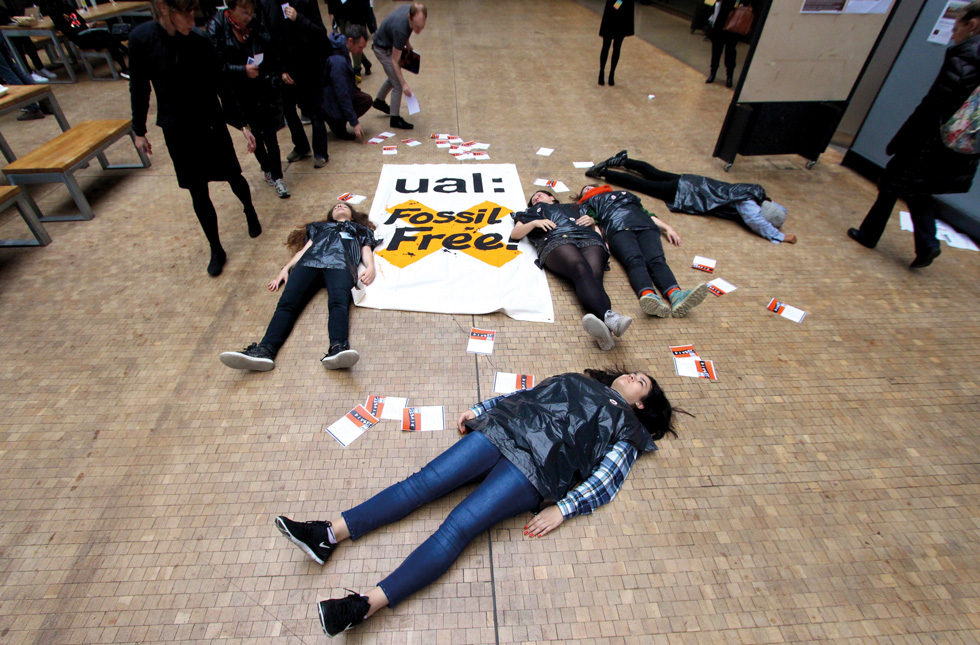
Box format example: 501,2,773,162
767,298,807,323
467,328,496,354
402,406,445,432
493,372,535,394
326,405,379,446
844,0,892,14
364,395,409,421
928,1,968,44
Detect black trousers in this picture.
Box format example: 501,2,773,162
260,265,355,353
857,190,940,257
600,159,681,203
252,125,282,180
282,81,327,159
709,31,737,76
607,228,679,297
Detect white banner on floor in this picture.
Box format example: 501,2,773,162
355,164,554,322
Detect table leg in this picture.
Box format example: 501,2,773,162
43,91,71,132
0,131,16,164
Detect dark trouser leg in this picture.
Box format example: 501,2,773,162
608,230,656,296
904,194,940,257
543,243,612,318
599,36,611,83
187,182,222,253
724,37,737,79
622,158,682,183
857,189,898,248
259,264,324,354
310,112,328,159
635,227,679,294
322,269,355,346
253,127,282,180
600,167,680,203
281,85,311,154
710,35,723,73
608,36,623,83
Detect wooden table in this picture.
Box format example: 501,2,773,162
0,85,71,162
1,2,153,83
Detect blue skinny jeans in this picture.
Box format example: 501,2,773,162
342,431,542,606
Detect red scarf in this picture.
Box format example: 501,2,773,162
578,184,613,204
225,9,252,43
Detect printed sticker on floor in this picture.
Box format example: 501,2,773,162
364,395,409,421
767,298,806,323
467,328,496,354
402,406,445,432
493,372,535,394
326,405,379,446
707,278,737,296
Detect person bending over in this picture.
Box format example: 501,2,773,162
370,2,426,129
220,201,379,371
579,184,708,318
510,190,632,351
587,150,797,244
276,367,678,636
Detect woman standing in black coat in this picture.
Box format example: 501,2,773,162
598,0,634,86
848,4,980,269
706,0,751,88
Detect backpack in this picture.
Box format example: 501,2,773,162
941,84,980,154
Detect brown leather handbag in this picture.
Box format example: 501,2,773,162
723,3,754,36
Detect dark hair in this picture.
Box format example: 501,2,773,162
578,184,599,200
226,0,254,10
345,24,369,42
957,1,980,22
409,3,427,19
585,367,684,441
527,190,556,207
159,0,198,13
285,202,375,253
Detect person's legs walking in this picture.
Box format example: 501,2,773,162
607,36,623,85
708,34,723,82
372,44,402,116
724,36,737,86
187,181,226,276
851,189,898,248
281,84,311,160
598,36,611,85
227,174,262,237
905,194,941,268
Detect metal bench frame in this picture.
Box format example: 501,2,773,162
0,187,51,247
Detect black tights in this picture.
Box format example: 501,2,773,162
599,36,623,84
187,175,259,253
543,244,610,318
599,158,682,204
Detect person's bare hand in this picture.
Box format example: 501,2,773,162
402,84,413,97
268,268,289,291
353,124,365,140
281,72,295,85
536,219,557,232
245,63,259,79
243,128,256,153
576,215,595,227
524,506,564,538
783,233,797,244
358,265,375,285
134,135,152,155
456,409,476,434
284,6,297,20
663,226,681,247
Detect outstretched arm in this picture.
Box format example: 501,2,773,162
268,239,313,291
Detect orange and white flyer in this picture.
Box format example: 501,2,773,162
402,138,422,147
692,255,717,273
401,406,445,432
673,357,718,381
326,404,379,446
364,395,409,421
493,372,535,394
382,145,398,156
337,192,367,205
669,344,699,358
430,133,452,140
767,298,807,323
707,278,737,296
467,328,496,355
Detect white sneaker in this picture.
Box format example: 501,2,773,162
582,314,615,351
274,178,290,199
603,310,632,337
30,72,49,84
39,69,56,79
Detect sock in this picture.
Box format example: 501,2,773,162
665,287,680,300
326,525,338,545
639,288,655,298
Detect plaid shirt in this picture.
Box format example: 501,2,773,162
470,394,638,519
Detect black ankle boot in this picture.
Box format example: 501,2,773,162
207,248,226,277
706,70,716,83
726,71,734,88
390,115,414,130
598,71,605,86
608,72,615,86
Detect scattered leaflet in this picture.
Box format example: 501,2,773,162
402,406,445,432
382,146,397,155
367,137,385,145
404,93,420,115
648,94,656,100
337,192,367,205
471,150,491,160
448,137,463,145
536,147,554,156
467,328,496,354
364,395,409,421
493,372,535,394
430,133,452,140
436,141,451,149
573,161,594,169
470,142,490,150
326,405,379,446
707,277,737,297
767,298,807,323
402,138,422,147
692,255,717,273
533,178,570,193
669,345,718,381
377,132,395,139
899,211,979,251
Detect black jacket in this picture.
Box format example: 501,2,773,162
882,34,980,195
582,189,658,236
464,373,658,503
205,10,282,130
326,0,376,32
668,174,766,217
321,32,360,125
261,0,327,80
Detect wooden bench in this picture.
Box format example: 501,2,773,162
2,119,150,221
0,185,50,247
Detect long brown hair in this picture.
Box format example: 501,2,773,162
285,202,375,254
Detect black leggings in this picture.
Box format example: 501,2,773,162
607,228,679,297
252,126,282,180
543,243,610,318
600,159,681,204
259,265,356,353
599,36,623,79
187,175,258,253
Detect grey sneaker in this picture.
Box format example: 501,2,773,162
321,343,359,370
286,147,311,162
669,284,709,318
318,592,370,636
275,516,335,565
273,178,290,199
639,293,671,318
603,310,632,337
219,343,275,371
313,156,328,168
582,314,614,351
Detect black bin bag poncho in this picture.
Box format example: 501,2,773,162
668,174,767,217
584,190,659,235
300,220,381,280
463,373,658,503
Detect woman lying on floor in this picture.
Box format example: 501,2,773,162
586,150,797,244
276,367,678,636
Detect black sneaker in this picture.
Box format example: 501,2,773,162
372,98,390,114
318,592,370,636
219,343,275,371
606,149,628,168
585,160,607,179
390,115,413,130
207,248,226,277
321,343,360,370
275,516,335,565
